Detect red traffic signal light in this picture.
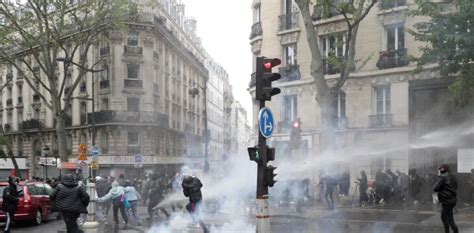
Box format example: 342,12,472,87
263,58,281,70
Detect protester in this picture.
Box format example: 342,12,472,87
148,174,170,222
96,176,112,219
97,181,128,227
358,170,368,207
409,169,422,205
397,171,410,203
124,180,142,225
2,176,21,233
434,164,459,233
375,169,386,203
324,175,336,210
50,174,90,233
182,175,208,233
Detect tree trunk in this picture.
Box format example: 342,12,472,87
7,150,22,179
56,113,68,162
319,94,337,153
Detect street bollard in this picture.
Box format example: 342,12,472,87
83,181,100,230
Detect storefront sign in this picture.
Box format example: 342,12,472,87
38,157,59,166
0,158,27,169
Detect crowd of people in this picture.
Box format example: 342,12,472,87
1,170,208,233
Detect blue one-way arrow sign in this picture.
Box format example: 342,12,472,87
259,107,274,138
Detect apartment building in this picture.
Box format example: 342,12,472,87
248,0,459,181
0,0,209,178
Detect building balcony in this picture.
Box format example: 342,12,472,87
376,48,409,69
248,72,256,88
279,12,299,31
88,110,169,127
16,97,22,106
249,22,262,39
380,0,406,10
100,46,110,56
369,114,393,128
279,65,301,82
124,79,143,88
127,145,140,154
100,80,110,89
21,119,43,130
124,45,143,56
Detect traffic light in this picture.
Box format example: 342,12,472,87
290,119,302,149
248,146,261,164
256,57,281,101
265,165,277,187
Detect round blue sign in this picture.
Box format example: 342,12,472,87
91,146,100,156
259,107,274,138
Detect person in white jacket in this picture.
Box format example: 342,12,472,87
124,180,142,225
98,181,128,226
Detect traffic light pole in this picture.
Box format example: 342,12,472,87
256,100,270,233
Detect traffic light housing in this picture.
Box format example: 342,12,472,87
290,119,302,149
248,146,261,164
265,165,277,187
256,57,281,101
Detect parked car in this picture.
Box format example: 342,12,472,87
0,180,57,225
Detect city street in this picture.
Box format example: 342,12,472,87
2,202,474,233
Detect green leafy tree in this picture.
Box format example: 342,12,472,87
409,0,474,106
295,0,378,151
0,0,130,162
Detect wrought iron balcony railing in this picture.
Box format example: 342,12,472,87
124,45,143,55
88,110,169,127
21,119,43,130
279,65,301,82
100,80,110,89
380,0,406,10
369,114,393,128
279,12,299,31
124,79,143,88
376,48,409,69
250,22,262,39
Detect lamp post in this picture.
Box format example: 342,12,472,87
189,81,209,172
42,145,50,179
56,57,103,228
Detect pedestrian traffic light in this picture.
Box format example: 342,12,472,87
256,57,281,101
248,146,261,164
265,165,277,187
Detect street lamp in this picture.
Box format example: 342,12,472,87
56,56,103,228
189,81,210,172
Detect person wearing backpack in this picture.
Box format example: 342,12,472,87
50,174,90,233
2,176,21,233
97,181,128,227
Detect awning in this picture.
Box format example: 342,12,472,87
61,162,77,169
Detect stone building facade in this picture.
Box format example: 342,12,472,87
0,0,210,178
248,0,457,182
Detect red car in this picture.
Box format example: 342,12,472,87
0,181,57,225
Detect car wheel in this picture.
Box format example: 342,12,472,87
34,209,43,225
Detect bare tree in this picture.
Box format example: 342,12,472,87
0,0,130,162
295,0,377,151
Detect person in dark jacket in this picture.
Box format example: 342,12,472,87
2,176,21,233
324,175,336,209
148,174,170,222
358,170,368,207
50,174,90,233
95,176,111,218
433,164,458,233
182,175,208,233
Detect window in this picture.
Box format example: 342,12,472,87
127,132,140,153
321,34,345,58
44,184,53,195
100,130,108,154
127,97,140,112
385,25,404,51
375,86,391,114
281,95,297,124
34,184,47,195
127,64,139,79
254,5,261,23
283,43,297,66
101,98,109,111
27,185,38,195
127,31,139,46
